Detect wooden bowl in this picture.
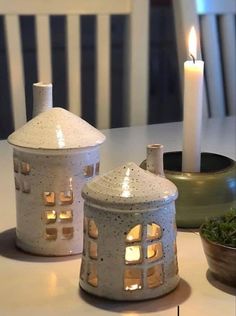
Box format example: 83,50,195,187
200,229,236,287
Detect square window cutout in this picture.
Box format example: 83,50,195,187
13,158,19,173
21,162,30,175
59,190,73,205
83,165,94,178
147,242,163,261
44,210,57,224
147,223,162,240
80,260,86,281
147,265,163,288
95,162,100,175
126,225,142,242
43,192,55,206
88,219,98,239
45,228,57,240
22,181,30,193
125,245,142,264
62,227,74,239
59,210,73,223
87,262,98,287
124,268,142,291
89,240,98,259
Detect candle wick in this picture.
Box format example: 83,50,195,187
190,54,196,64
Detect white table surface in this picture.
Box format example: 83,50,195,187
0,117,236,316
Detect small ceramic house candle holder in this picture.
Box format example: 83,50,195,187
8,107,105,256
80,162,179,301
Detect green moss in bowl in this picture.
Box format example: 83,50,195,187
201,209,236,248
200,208,236,287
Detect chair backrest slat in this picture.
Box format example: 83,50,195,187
66,15,82,117
4,15,26,128
200,15,225,117
95,15,111,129
196,0,236,15
35,15,52,83
0,0,131,15
219,14,236,115
124,0,149,126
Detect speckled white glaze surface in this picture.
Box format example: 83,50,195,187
8,107,105,150
32,82,53,117
8,108,105,256
82,162,177,208
80,162,179,301
13,147,101,256
146,144,165,177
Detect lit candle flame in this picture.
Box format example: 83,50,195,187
188,26,197,62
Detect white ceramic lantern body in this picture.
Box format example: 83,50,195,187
80,162,179,301
8,108,105,256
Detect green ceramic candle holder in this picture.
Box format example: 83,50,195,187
141,152,236,228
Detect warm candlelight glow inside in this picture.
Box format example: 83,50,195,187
188,26,197,60
124,268,142,291
59,209,73,222
88,219,98,238
47,210,56,220
126,225,141,242
44,210,57,224
125,245,142,263
147,223,162,240
87,263,98,287
147,242,163,260
89,240,98,259
147,265,163,288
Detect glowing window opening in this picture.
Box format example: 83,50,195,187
59,210,73,223
88,219,98,239
125,245,142,264
147,264,163,288
147,223,162,240
147,242,163,261
89,240,98,259
44,210,57,224
21,162,30,175
87,263,98,287
43,192,55,206
126,225,142,243
59,190,73,205
124,268,142,291
84,165,94,178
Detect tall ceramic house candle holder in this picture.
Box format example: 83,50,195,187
79,162,179,301
7,107,105,256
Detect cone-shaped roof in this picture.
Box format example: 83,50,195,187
8,107,105,150
82,162,177,210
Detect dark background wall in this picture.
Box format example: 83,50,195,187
0,0,182,139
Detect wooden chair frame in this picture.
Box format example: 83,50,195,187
0,0,149,129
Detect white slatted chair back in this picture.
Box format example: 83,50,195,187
0,0,149,130
173,0,236,117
